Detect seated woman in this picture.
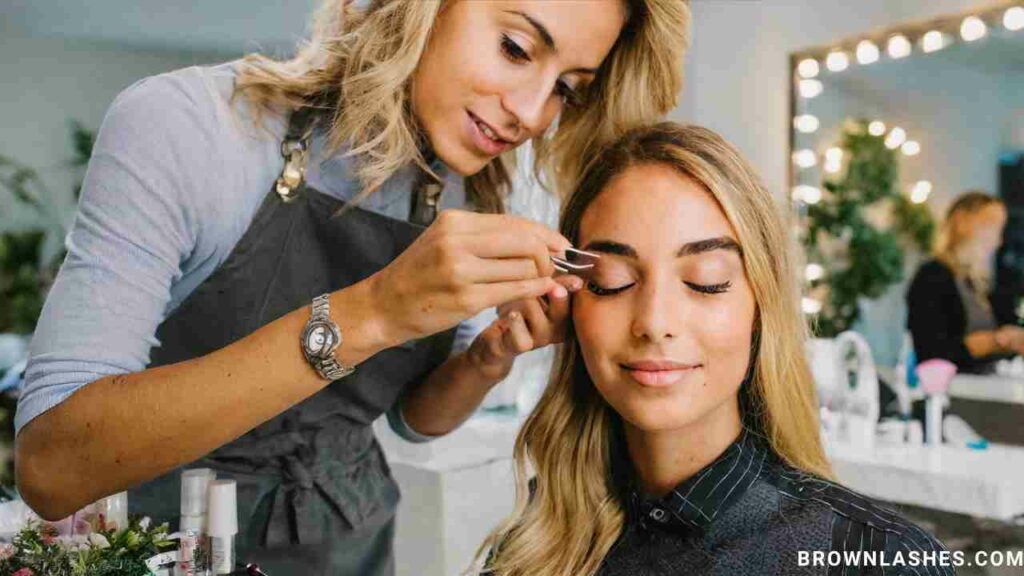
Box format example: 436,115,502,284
480,123,952,575
908,192,1024,374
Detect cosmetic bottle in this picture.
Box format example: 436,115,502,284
207,480,238,575
177,468,216,576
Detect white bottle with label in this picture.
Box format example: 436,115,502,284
176,468,216,576
207,480,238,575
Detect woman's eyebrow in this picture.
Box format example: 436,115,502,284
503,10,599,75
582,237,742,258
677,237,742,257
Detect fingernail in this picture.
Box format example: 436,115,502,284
570,277,583,291
509,311,520,320
553,285,568,299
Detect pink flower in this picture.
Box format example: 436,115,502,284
13,568,35,576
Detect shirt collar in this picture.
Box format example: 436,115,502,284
621,427,771,532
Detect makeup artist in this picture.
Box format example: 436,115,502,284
13,0,690,573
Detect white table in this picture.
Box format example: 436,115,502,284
826,438,1024,522
376,412,521,576
949,374,1024,404
378,410,1024,576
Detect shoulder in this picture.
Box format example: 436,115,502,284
911,259,956,287
771,469,955,574
101,60,284,159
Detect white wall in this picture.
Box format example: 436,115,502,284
0,34,234,258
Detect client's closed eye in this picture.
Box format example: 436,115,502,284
685,280,732,295
586,280,635,296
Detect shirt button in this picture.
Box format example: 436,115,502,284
649,508,667,522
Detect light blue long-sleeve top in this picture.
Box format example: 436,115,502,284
14,61,495,440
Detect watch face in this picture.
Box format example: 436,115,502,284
304,321,339,357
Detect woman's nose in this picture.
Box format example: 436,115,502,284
500,77,558,137
630,278,683,344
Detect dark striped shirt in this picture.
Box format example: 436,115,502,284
599,427,955,576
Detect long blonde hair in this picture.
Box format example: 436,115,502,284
478,123,832,576
934,191,1006,296
233,0,691,213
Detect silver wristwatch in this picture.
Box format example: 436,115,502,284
301,294,355,381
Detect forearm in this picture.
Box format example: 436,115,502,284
400,351,507,437
16,279,392,520
964,329,1007,358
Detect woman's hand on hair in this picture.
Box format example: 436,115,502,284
365,209,573,347
465,275,584,382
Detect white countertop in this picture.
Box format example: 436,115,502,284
949,374,1024,405
826,438,1024,521
380,411,1024,522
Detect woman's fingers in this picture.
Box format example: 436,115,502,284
513,298,551,345
502,312,535,354
464,257,541,284
458,232,555,278
441,210,571,254
471,277,556,313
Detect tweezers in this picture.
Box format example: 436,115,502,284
551,247,601,278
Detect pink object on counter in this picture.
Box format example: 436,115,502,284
915,358,958,395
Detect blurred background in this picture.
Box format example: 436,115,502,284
2,1,1024,574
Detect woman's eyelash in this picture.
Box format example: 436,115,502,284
586,281,633,297
501,34,583,107
586,280,732,297
556,81,583,107
500,34,530,62
686,281,732,294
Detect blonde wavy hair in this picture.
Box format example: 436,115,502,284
233,0,691,213
933,191,1006,298
478,123,833,576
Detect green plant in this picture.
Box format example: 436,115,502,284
0,517,175,576
802,119,936,337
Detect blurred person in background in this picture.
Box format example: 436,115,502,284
908,191,1024,374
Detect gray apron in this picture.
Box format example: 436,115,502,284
128,108,456,574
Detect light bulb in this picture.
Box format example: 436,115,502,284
799,79,824,99
1006,7,1024,31
826,50,849,72
802,297,824,315
792,185,822,204
868,121,887,136
798,58,820,79
887,34,912,59
901,140,921,156
910,180,932,204
960,16,987,42
793,149,818,169
794,115,820,134
823,147,843,174
922,30,946,53
805,263,826,282
885,127,907,149
856,40,880,65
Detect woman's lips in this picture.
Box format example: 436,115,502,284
466,111,512,156
621,362,701,387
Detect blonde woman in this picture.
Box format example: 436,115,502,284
481,124,951,576
908,192,1024,374
15,1,690,572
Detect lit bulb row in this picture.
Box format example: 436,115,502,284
792,179,932,206
797,6,1024,84
793,121,920,173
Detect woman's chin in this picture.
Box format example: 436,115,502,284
615,400,702,434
